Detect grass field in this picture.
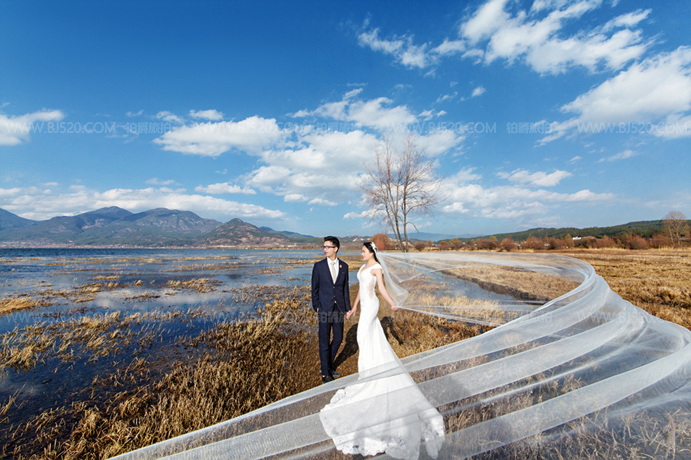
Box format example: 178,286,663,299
559,248,691,329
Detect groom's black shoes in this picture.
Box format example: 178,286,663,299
321,370,340,383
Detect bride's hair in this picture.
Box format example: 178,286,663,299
363,242,380,264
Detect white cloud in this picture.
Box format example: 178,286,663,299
0,109,64,146
194,182,256,194
245,93,462,208
450,167,483,183
156,111,184,124
599,149,637,162
146,178,177,186
433,39,466,56
359,0,651,75
344,208,384,221
477,0,649,74
419,110,435,121
154,116,285,157
435,92,458,104
302,129,378,165
357,28,434,69
0,187,24,198
308,197,338,206
543,47,691,142
471,86,486,97
461,0,510,44
244,165,292,192
498,169,572,186
440,171,614,223
284,193,307,202
567,48,691,122
600,9,651,31
293,92,417,132
347,97,417,131
189,109,224,121
415,129,464,156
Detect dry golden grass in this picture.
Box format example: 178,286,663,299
559,248,691,329
0,310,196,372
447,265,580,303
0,296,43,315
165,277,221,293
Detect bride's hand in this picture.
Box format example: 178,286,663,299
391,305,398,312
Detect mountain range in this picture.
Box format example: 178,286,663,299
0,206,680,248
0,207,314,247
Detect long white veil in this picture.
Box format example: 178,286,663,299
112,252,691,459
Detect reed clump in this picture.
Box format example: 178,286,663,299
165,277,221,293
0,296,44,315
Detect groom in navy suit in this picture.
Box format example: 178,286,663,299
311,236,350,383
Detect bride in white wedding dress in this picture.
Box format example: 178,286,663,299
319,242,445,460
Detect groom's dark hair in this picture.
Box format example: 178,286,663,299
324,236,340,250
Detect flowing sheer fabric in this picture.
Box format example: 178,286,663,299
112,252,691,459
319,263,444,459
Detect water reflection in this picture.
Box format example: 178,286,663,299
0,248,323,332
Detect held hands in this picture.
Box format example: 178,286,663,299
346,308,357,320
391,305,398,312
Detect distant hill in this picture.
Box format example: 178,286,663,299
0,208,36,231
202,218,294,246
465,220,683,242
0,207,135,243
74,208,222,246
0,207,322,247
260,226,316,243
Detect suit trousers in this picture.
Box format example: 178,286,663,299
318,308,344,376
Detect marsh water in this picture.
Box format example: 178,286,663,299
0,248,518,435
0,248,317,333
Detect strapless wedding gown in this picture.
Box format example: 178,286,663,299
319,263,445,460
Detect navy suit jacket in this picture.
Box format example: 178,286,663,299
311,258,350,314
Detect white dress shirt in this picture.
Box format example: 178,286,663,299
329,258,339,283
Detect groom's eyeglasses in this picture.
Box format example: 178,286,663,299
322,245,336,249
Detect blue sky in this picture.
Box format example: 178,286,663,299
1,0,690,238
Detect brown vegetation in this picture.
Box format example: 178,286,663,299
560,248,691,329
0,296,44,315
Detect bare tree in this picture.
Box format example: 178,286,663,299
663,211,690,247
361,135,443,252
